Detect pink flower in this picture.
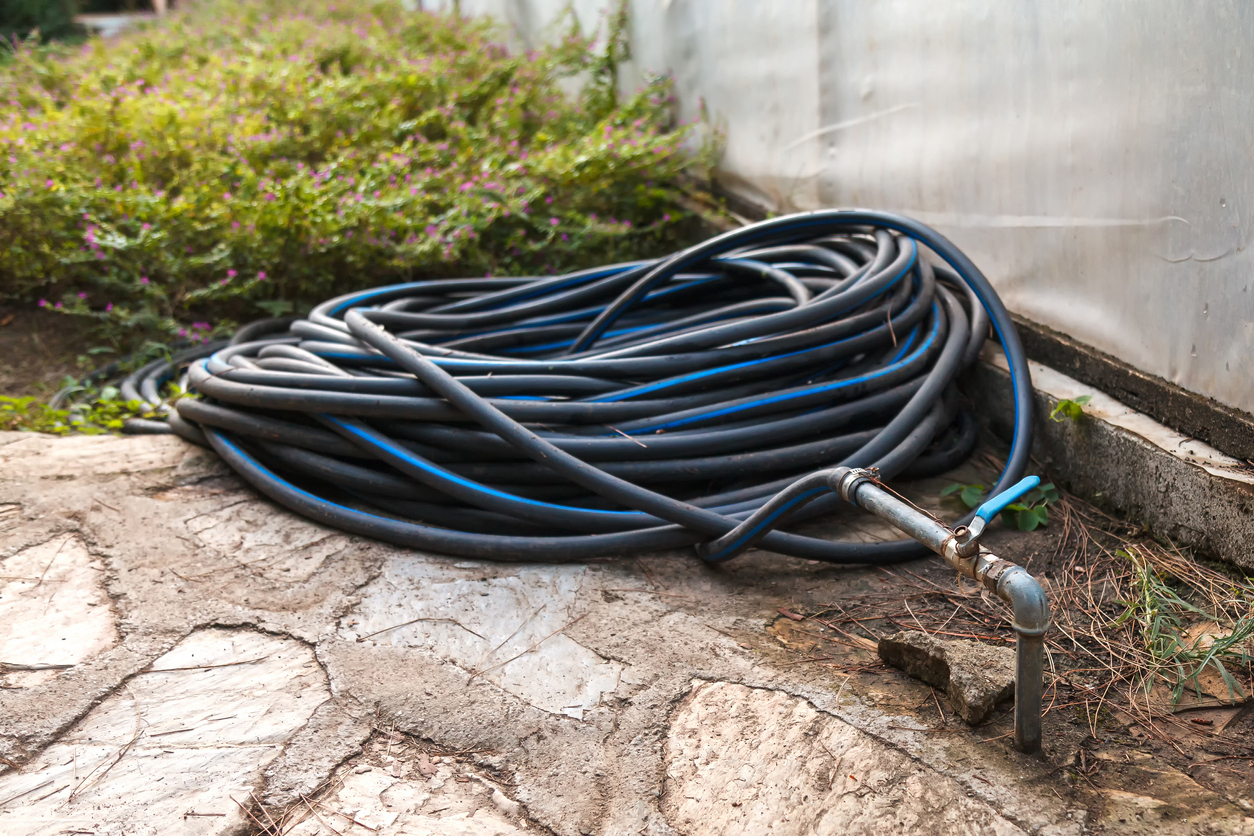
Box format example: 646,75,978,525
140,276,149,284
142,223,151,231
549,217,559,226
662,214,671,222
223,192,232,200
37,299,46,307
425,225,438,237
105,303,113,312
77,292,87,299
46,179,54,188
227,269,237,279
257,271,267,280
232,221,240,230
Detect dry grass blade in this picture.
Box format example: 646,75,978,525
468,614,588,684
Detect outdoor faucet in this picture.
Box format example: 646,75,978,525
830,468,1050,754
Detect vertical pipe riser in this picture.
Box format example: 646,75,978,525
1014,634,1044,753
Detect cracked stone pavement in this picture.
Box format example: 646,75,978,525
1,432,1251,835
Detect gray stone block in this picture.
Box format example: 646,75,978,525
878,630,1016,724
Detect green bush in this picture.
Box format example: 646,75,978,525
0,0,79,43
0,0,701,348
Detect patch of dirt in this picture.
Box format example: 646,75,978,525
0,304,91,397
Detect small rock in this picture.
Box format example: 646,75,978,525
877,630,1016,724
416,752,438,778
491,787,522,816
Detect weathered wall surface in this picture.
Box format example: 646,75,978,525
437,0,1254,417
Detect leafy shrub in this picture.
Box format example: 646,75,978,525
0,0,701,349
0,0,79,43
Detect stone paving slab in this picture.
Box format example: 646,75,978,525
1,432,1251,835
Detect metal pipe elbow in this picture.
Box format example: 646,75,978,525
995,564,1050,637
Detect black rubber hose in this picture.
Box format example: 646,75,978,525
133,209,1031,563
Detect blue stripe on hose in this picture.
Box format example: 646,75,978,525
589,306,914,403
579,223,917,349
326,415,642,517
430,275,726,347
217,431,394,521
885,322,920,364
478,263,643,309
628,301,941,434
705,486,829,561
328,264,630,317
587,256,917,403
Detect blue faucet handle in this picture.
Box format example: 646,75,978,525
973,476,1040,524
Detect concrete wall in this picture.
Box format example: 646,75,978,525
431,0,1254,419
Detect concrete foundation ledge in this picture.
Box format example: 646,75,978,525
964,343,1254,573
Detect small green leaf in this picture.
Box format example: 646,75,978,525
1017,507,1041,531
940,483,964,497
1050,396,1093,423
960,485,985,508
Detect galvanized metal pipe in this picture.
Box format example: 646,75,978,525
831,467,1049,753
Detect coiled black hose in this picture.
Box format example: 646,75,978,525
126,209,1034,563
